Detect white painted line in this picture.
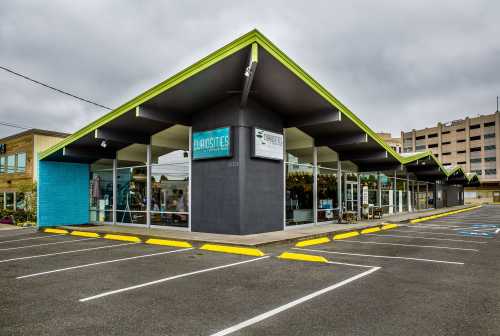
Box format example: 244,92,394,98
0,242,137,263
333,239,479,251
209,266,381,336
326,260,377,269
293,248,464,265
0,235,61,244
366,233,486,244
0,237,95,251
79,256,270,302
17,248,195,279
379,229,489,241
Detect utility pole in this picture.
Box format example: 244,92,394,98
497,96,499,113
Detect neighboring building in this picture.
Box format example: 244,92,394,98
0,129,69,211
401,111,500,203
377,132,402,153
36,30,475,233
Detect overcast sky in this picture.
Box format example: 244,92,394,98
0,1,499,139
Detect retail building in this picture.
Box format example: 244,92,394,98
37,30,477,234
0,129,68,211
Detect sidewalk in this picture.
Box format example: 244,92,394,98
59,205,473,247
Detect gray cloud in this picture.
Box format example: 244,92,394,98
0,0,499,138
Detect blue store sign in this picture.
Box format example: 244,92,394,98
192,127,231,160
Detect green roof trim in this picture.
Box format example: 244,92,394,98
37,28,479,184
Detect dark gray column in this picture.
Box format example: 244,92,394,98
191,97,284,234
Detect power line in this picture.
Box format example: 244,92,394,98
0,65,113,110
0,121,32,130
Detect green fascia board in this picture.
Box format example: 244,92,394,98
37,27,477,187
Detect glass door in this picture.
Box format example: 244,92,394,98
345,181,358,212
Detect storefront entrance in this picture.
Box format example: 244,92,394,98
344,181,358,213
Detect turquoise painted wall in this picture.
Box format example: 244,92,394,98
38,161,89,227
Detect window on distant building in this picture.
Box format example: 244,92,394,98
470,124,481,129
485,157,496,162
484,133,495,139
428,143,438,148
485,169,497,175
442,130,451,135
470,135,481,141
415,145,426,151
441,141,451,145
457,139,466,143
442,152,451,156
415,135,425,140
470,147,481,152
457,150,466,154
456,128,465,132
6,155,15,173
484,122,495,127
457,161,466,165
471,170,482,175
428,133,438,138
485,145,496,150
470,158,481,163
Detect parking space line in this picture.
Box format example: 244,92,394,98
387,229,490,240
0,237,95,251
209,266,381,336
0,242,137,263
332,240,479,251
0,235,61,244
79,256,270,302
326,261,378,269
366,234,486,244
293,248,464,265
17,247,195,279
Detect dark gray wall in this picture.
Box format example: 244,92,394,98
435,183,464,208
191,97,284,234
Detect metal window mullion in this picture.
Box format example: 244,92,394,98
112,158,117,225
146,142,152,228
337,160,342,218
313,146,318,225
283,129,287,230
188,127,192,232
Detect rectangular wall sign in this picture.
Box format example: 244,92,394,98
192,127,231,160
253,128,283,161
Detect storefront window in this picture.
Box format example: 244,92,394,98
116,166,147,225
0,193,4,209
317,167,338,222
380,174,393,214
286,163,313,225
89,169,113,223
150,152,189,228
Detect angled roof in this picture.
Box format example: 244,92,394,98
38,29,477,184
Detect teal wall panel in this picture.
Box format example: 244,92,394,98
37,161,89,227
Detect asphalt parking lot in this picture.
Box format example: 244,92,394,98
1,206,499,336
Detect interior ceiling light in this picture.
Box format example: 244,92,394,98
100,140,107,148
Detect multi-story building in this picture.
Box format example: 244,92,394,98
401,111,500,202
0,129,68,211
377,132,402,153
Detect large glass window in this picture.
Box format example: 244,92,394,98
286,163,313,225
285,128,314,226
16,153,26,173
116,166,147,225
16,192,25,210
7,155,15,173
5,192,14,209
150,153,189,227
89,169,113,223
0,193,4,209
0,156,5,174
317,167,338,222
380,174,393,214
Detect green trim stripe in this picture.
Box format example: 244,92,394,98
38,29,478,183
